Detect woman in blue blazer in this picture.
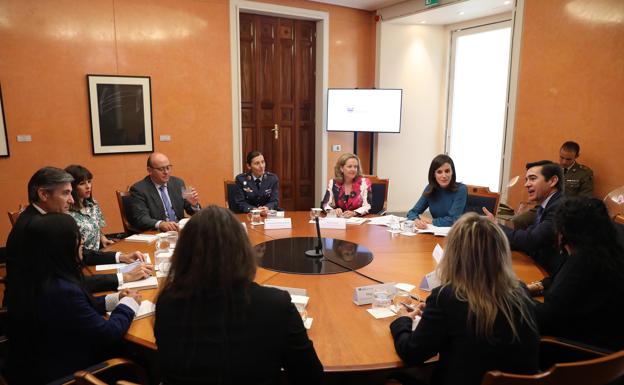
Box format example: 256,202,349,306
407,154,467,228
5,213,141,384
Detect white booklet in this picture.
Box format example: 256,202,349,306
125,234,158,243
118,276,158,291
417,224,451,237
108,300,156,321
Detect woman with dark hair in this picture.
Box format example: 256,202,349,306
321,153,371,218
406,154,467,228
154,206,322,385
65,164,113,250
5,213,140,384
233,150,280,215
528,197,624,351
391,213,539,385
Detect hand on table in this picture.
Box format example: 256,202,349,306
341,210,356,218
119,251,146,263
258,206,269,216
119,289,142,304
159,221,179,232
415,219,429,229
122,263,154,282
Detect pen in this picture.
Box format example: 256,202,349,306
400,302,415,312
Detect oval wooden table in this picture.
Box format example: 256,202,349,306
101,212,546,372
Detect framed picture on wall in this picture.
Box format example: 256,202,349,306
0,83,9,157
87,75,154,155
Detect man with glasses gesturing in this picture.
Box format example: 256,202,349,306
128,152,201,231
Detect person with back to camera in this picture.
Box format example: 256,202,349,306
154,205,323,385
527,197,624,351
406,154,467,229
233,150,279,215
5,213,141,385
321,153,371,218
65,164,115,251
390,213,539,385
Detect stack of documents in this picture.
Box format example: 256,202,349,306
367,215,405,227
125,234,158,243
346,217,368,225
416,225,451,237
118,276,158,291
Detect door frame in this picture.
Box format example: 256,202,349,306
229,0,329,205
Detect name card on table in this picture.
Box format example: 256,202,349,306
419,244,444,292
353,282,398,305
264,218,292,229
319,217,346,229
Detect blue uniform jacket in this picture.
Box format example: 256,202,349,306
234,172,280,213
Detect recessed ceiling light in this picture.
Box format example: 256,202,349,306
504,0,511,4
459,11,465,15
420,20,426,24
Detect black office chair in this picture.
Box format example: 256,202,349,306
224,180,243,213
364,175,389,215
465,185,500,215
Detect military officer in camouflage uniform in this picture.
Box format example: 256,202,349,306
511,141,593,229
233,150,280,215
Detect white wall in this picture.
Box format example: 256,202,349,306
376,23,447,212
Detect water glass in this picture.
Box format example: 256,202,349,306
389,217,401,233
248,209,262,225
267,209,277,218
403,220,415,233
325,208,337,218
372,290,392,309
166,230,178,249
309,208,322,220
392,290,413,312
155,233,170,255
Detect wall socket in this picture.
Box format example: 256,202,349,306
16,135,32,142
159,135,171,142
332,144,341,152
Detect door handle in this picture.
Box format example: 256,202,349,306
272,124,279,140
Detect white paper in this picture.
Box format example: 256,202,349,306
119,261,141,273
290,294,309,308
319,218,347,229
412,315,421,331
432,244,444,264
368,215,405,227
346,217,368,225
264,218,292,229
125,234,158,243
95,263,126,271
304,317,313,329
135,300,156,320
395,283,416,292
417,225,451,237
400,231,417,236
367,307,396,319
118,276,158,291
178,218,190,229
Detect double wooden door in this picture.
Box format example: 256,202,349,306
239,13,316,211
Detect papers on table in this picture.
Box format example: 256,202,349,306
416,225,451,237
118,276,158,291
108,300,156,321
319,218,346,229
264,218,292,229
95,254,152,271
125,234,158,243
178,218,189,229
419,244,444,292
367,307,396,319
367,215,405,227
346,217,368,225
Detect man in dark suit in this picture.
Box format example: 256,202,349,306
128,152,200,231
6,167,152,294
485,160,564,274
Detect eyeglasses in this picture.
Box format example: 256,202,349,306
150,165,173,173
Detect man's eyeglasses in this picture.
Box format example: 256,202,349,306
150,165,173,173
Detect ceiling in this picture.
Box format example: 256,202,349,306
308,0,514,25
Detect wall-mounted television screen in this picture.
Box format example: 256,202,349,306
326,88,402,133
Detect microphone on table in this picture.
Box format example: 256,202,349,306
305,216,324,258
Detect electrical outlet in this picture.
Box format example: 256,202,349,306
332,144,341,152
160,135,171,142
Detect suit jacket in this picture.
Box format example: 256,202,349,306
6,277,135,384
128,175,197,231
233,172,279,213
536,250,624,351
501,191,563,274
6,205,119,294
155,283,323,385
390,285,539,385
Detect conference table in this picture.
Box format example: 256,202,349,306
101,211,546,372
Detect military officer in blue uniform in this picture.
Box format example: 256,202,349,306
234,150,280,214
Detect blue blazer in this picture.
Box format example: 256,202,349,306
233,172,280,213
501,191,563,274
7,278,135,384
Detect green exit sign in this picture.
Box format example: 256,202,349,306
425,0,439,5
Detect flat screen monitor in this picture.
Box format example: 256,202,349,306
326,88,402,133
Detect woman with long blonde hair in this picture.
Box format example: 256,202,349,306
390,213,539,385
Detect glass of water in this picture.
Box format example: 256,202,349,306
155,233,170,255
372,290,392,309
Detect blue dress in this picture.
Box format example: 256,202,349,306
406,184,467,226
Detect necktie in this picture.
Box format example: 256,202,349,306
159,185,177,222
255,178,261,190
564,168,568,175
535,205,545,224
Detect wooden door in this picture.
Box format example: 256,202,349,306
239,13,316,211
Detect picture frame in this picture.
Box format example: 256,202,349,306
87,75,154,155
0,83,9,157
